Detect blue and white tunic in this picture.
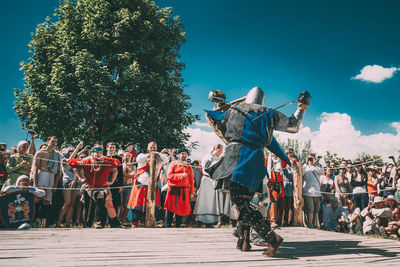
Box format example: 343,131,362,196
206,102,304,192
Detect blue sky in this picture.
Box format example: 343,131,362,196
1,0,399,158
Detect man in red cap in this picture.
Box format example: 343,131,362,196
69,145,121,228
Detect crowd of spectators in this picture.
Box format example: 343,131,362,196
0,135,233,230
294,152,400,239
0,135,399,240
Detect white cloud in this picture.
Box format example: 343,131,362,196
186,112,400,161
194,121,210,127
184,126,224,161
352,65,399,83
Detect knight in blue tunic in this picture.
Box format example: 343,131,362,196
206,87,309,257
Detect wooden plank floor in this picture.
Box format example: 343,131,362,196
1,227,400,266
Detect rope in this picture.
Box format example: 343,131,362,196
36,184,135,191
322,158,383,170
250,100,298,122
314,187,398,196
20,153,204,169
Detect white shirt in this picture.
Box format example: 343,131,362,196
352,173,367,194
320,175,334,189
137,172,150,186
302,164,324,197
344,207,361,220
202,153,222,177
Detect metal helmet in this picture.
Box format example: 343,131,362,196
244,87,265,105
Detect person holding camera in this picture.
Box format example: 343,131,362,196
302,153,324,229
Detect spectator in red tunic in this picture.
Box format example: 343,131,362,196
164,148,194,227
69,146,121,228
266,153,287,227
127,153,161,228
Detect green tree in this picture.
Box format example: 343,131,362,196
355,152,384,166
323,151,344,166
397,149,400,166
15,0,198,149
273,137,313,162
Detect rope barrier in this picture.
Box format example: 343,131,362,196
315,187,399,196
29,183,400,194
15,150,390,171
35,184,135,191
9,152,396,193
321,158,384,171
20,153,204,168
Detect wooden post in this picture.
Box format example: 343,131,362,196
292,161,304,226
145,152,160,227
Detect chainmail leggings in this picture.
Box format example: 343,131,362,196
230,182,275,243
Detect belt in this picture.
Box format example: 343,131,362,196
229,140,263,150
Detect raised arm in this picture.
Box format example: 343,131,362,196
31,151,42,186
271,108,306,133
6,156,27,173
28,133,36,155
78,145,91,157
68,143,83,161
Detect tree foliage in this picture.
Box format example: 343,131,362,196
323,151,344,166
15,0,198,149
272,137,313,162
355,152,384,166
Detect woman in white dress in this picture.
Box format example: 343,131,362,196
193,144,224,225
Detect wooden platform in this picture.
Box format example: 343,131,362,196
1,227,400,266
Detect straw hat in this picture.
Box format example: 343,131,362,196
385,195,399,205
366,165,378,172
373,196,385,204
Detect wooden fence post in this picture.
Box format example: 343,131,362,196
145,152,160,227
292,161,304,226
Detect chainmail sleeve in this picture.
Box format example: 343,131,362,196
271,109,305,133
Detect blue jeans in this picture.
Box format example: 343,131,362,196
353,193,368,210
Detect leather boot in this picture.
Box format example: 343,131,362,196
241,229,252,251
236,237,244,250
236,223,244,250
262,231,283,257
236,224,252,251
109,217,121,228
252,220,273,246
236,223,251,251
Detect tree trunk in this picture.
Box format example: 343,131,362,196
145,152,159,227
292,161,304,226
